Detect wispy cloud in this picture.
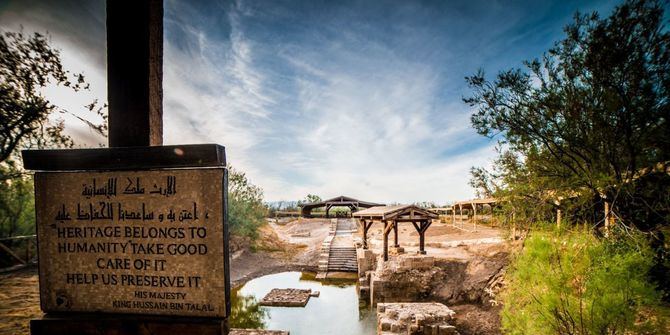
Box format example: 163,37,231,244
0,0,620,203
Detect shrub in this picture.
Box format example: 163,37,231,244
0,161,35,238
227,166,267,239
501,228,663,334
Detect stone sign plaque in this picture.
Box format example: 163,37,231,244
34,168,228,318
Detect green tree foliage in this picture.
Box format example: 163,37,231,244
502,228,663,334
300,194,322,205
0,30,106,165
228,165,267,239
465,0,670,231
0,161,34,238
0,30,106,243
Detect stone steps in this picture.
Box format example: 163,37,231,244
318,219,359,275
327,245,357,272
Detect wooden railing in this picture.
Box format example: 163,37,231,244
0,234,37,272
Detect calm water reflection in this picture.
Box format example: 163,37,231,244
230,272,376,335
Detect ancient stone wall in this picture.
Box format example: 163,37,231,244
356,248,377,297
377,302,458,335
369,253,507,307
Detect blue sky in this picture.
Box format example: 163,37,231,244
0,0,621,203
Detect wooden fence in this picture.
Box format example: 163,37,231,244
0,234,37,273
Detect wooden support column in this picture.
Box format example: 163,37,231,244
472,203,477,231
419,220,431,255
325,204,330,218
362,219,369,249
556,209,562,229
410,220,431,255
419,222,425,254
451,207,455,227
382,220,393,261
107,0,164,147
393,222,399,248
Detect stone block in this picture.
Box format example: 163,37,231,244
260,288,313,307
375,302,457,335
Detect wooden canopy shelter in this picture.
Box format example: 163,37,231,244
451,198,498,231
353,205,438,261
300,195,383,218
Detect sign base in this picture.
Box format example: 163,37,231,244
30,313,228,335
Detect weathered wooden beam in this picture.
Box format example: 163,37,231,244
361,219,368,249
472,203,477,231
418,221,428,255
107,0,163,147
393,221,400,248
382,220,394,262
22,144,225,171
422,221,432,233
0,242,27,265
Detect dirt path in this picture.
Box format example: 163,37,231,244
0,267,40,335
230,219,331,287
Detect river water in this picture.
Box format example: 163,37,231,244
230,271,376,334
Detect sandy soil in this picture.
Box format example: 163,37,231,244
364,220,503,260
0,267,40,335
450,304,502,335
230,218,330,287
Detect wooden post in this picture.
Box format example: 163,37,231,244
472,203,477,232
393,222,399,248
382,221,390,261
458,204,463,229
556,209,562,229
362,219,368,249
31,1,232,333
418,221,430,255
419,222,425,254
107,0,163,147
451,206,455,227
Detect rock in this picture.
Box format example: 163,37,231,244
260,288,312,307
376,302,458,335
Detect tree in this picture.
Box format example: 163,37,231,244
0,160,34,238
228,165,267,239
302,194,322,204
0,30,106,241
465,0,670,230
0,30,106,167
